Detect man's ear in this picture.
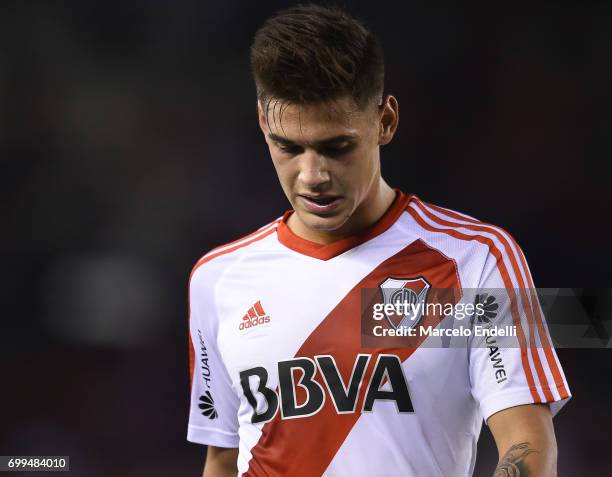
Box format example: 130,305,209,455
378,95,399,146
257,100,269,135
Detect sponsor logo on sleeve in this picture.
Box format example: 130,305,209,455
198,390,218,419
197,329,218,419
471,294,507,384
471,293,499,325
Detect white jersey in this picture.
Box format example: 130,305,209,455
187,191,570,477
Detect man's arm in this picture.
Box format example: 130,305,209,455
488,403,557,477
202,446,238,477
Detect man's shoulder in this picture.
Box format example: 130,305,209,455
406,196,519,248
404,196,526,272
189,216,283,283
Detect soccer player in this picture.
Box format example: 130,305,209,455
187,5,570,476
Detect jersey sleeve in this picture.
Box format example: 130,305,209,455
187,265,240,447
468,242,571,423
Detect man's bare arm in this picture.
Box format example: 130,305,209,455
488,403,557,477
202,446,238,477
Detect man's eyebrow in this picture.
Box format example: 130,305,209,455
268,133,356,147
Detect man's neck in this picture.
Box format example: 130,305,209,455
287,181,397,245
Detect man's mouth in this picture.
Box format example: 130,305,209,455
298,194,344,214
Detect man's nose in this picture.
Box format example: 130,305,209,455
298,150,331,189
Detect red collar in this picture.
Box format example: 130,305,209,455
276,190,413,260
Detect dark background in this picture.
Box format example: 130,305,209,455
1,1,610,476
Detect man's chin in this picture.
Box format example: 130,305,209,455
295,210,349,233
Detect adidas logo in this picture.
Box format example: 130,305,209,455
239,300,271,331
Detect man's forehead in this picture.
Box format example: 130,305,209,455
262,97,369,139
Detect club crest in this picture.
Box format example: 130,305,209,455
379,277,431,330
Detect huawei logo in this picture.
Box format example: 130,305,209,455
473,293,499,325
198,391,218,419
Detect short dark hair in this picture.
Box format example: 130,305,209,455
250,4,384,110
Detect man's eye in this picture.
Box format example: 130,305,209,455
322,144,354,157
278,145,302,155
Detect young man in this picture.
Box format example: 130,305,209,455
187,5,570,476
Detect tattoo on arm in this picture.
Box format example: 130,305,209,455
493,442,538,477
